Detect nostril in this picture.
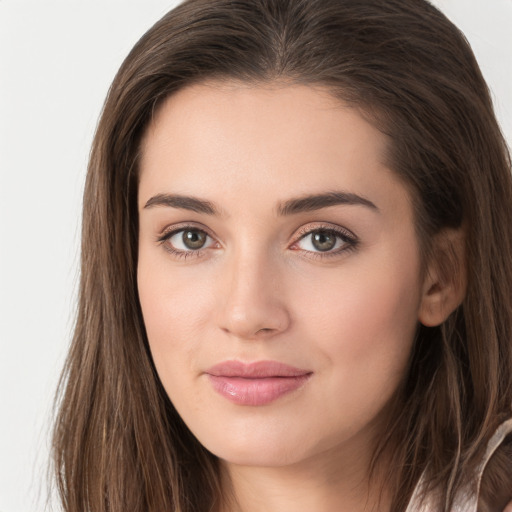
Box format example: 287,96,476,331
256,328,273,334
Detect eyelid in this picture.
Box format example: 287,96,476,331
293,222,357,241
157,221,216,240
156,221,358,260
289,222,359,258
156,222,220,259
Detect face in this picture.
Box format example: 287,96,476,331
137,82,426,469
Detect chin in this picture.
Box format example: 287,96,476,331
211,443,308,468
192,419,333,469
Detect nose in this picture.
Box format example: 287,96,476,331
215,249,291,340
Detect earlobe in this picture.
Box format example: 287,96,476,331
418,228,466,327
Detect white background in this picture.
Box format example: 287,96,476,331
0,1,511,511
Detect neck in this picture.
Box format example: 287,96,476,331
218,438,392,512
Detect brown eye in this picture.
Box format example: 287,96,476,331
294,226,357,257
311,231,337,252
182,229,207,249
163,228,214,253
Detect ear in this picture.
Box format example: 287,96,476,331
418,228,466,327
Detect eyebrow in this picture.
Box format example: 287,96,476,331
277,191,379,215
144,193,219,215
143,191,379,216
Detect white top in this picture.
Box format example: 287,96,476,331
405,418,512,512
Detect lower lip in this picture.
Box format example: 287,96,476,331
207,375,311,406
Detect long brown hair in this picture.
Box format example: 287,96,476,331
52,1,512,511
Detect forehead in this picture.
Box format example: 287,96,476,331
138,81,411,220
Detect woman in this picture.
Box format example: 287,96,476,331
52,0,512,510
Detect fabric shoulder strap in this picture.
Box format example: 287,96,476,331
405,418,512,512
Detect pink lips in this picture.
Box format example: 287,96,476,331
205,360,312,406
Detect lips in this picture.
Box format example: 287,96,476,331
205,360,312,406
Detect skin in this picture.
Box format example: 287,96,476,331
137,81,458,512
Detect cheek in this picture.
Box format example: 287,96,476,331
137,255,213,387
286,264,422,448
297,255,422,388
338,273,419,351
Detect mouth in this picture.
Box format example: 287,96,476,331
205,360,312,406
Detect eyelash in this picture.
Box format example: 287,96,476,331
156,223,359,261
291,224,359,260
156,224,215,260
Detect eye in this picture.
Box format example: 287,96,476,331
171,229,209,250
158,226,217,256
292,226,358,256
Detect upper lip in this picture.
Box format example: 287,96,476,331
205,360,312,378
